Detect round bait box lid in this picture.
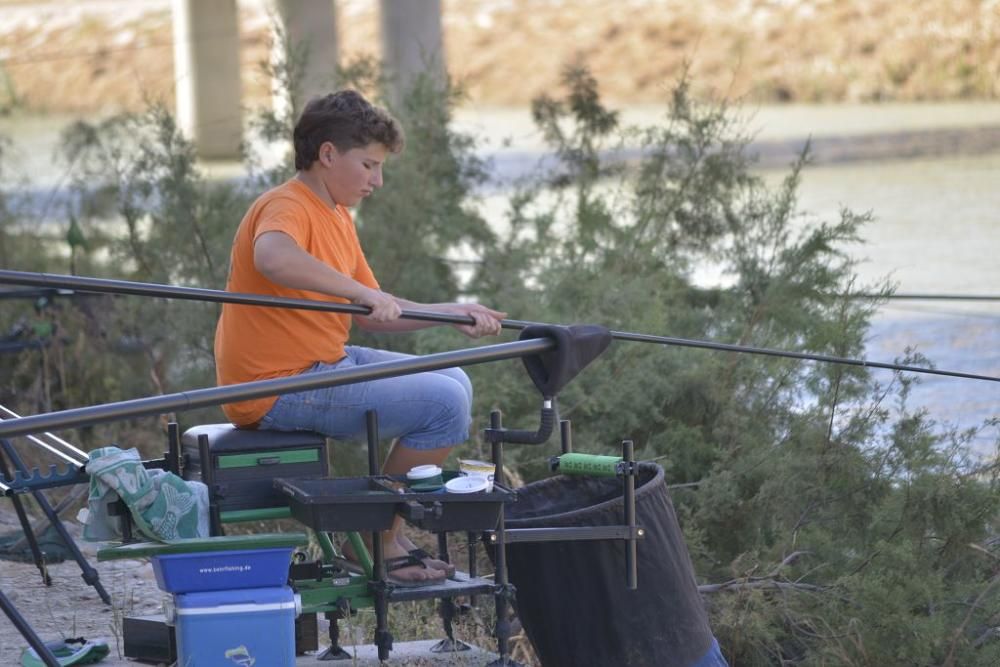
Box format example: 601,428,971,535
445,476,489,494
406,464,442,481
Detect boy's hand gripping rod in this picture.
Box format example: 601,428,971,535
1,269,997,384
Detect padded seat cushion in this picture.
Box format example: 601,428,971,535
182,424,325,453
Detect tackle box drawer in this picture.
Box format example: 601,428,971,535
182,424,329,511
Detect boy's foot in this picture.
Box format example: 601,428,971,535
342,538,448,585
396,533,456,577
383,554,447,587
406,547,457,578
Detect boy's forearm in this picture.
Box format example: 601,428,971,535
263,261,363,298
392,297,452,312
254,232,367,301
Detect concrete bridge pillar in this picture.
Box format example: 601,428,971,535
170,1,446,156
171,0,243,159
271,0,339,115
379,0,445,105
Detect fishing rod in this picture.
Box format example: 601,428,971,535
8,283,998,303
0,405,88,465
1,269,998,385
679,287,1000,303
0,287,75,301
862,293,1000,302
0,337,553,442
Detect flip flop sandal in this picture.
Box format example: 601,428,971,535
20,637,110,667
335,553,448,586
408,547,457,578
383,554,447,587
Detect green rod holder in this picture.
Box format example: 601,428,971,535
553,452,623,477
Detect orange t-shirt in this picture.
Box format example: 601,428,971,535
214,179,379,426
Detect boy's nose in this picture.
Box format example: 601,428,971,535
370,167,383,188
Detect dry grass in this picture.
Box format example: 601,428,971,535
0,0,997,114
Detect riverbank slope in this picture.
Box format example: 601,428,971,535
0,0,997,114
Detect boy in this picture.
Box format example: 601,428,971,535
215,90,506,585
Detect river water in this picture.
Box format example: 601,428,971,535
2,103,999,452
780,154,999,452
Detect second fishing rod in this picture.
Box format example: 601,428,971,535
1,269,997,385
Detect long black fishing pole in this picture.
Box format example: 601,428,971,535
861,293,1000,302
0,337,553,441
1,269,998,385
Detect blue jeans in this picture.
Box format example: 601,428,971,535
691,639,729,667
259,346,472,450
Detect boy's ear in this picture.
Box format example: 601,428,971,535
318,141,338,166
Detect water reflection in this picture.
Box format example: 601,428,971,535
777,155,999,451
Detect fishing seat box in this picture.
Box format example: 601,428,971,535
182,424,328,511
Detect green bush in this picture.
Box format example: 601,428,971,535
460,65,999,664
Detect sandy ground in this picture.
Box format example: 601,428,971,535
0,0,997,115
0,505,165,665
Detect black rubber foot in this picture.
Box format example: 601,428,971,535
430,638,472,653
486,658,524,667
316,645,352,661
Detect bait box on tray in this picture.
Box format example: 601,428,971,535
397,475,513,532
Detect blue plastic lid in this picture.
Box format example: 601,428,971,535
155,546,293,562
176,585,294,608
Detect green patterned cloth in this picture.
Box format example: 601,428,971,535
83,446,209,543
20,637,109,667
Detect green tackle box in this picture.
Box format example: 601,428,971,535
182,424,329,511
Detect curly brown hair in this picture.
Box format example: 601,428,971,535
293,90,404,170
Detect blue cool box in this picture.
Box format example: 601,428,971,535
151,547,293,593
175,586,297,667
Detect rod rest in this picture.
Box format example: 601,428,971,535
0,463,88,495
484,400,555,446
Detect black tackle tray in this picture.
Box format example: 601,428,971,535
274,475,515,533
275,477,400,532
395,476,515,532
